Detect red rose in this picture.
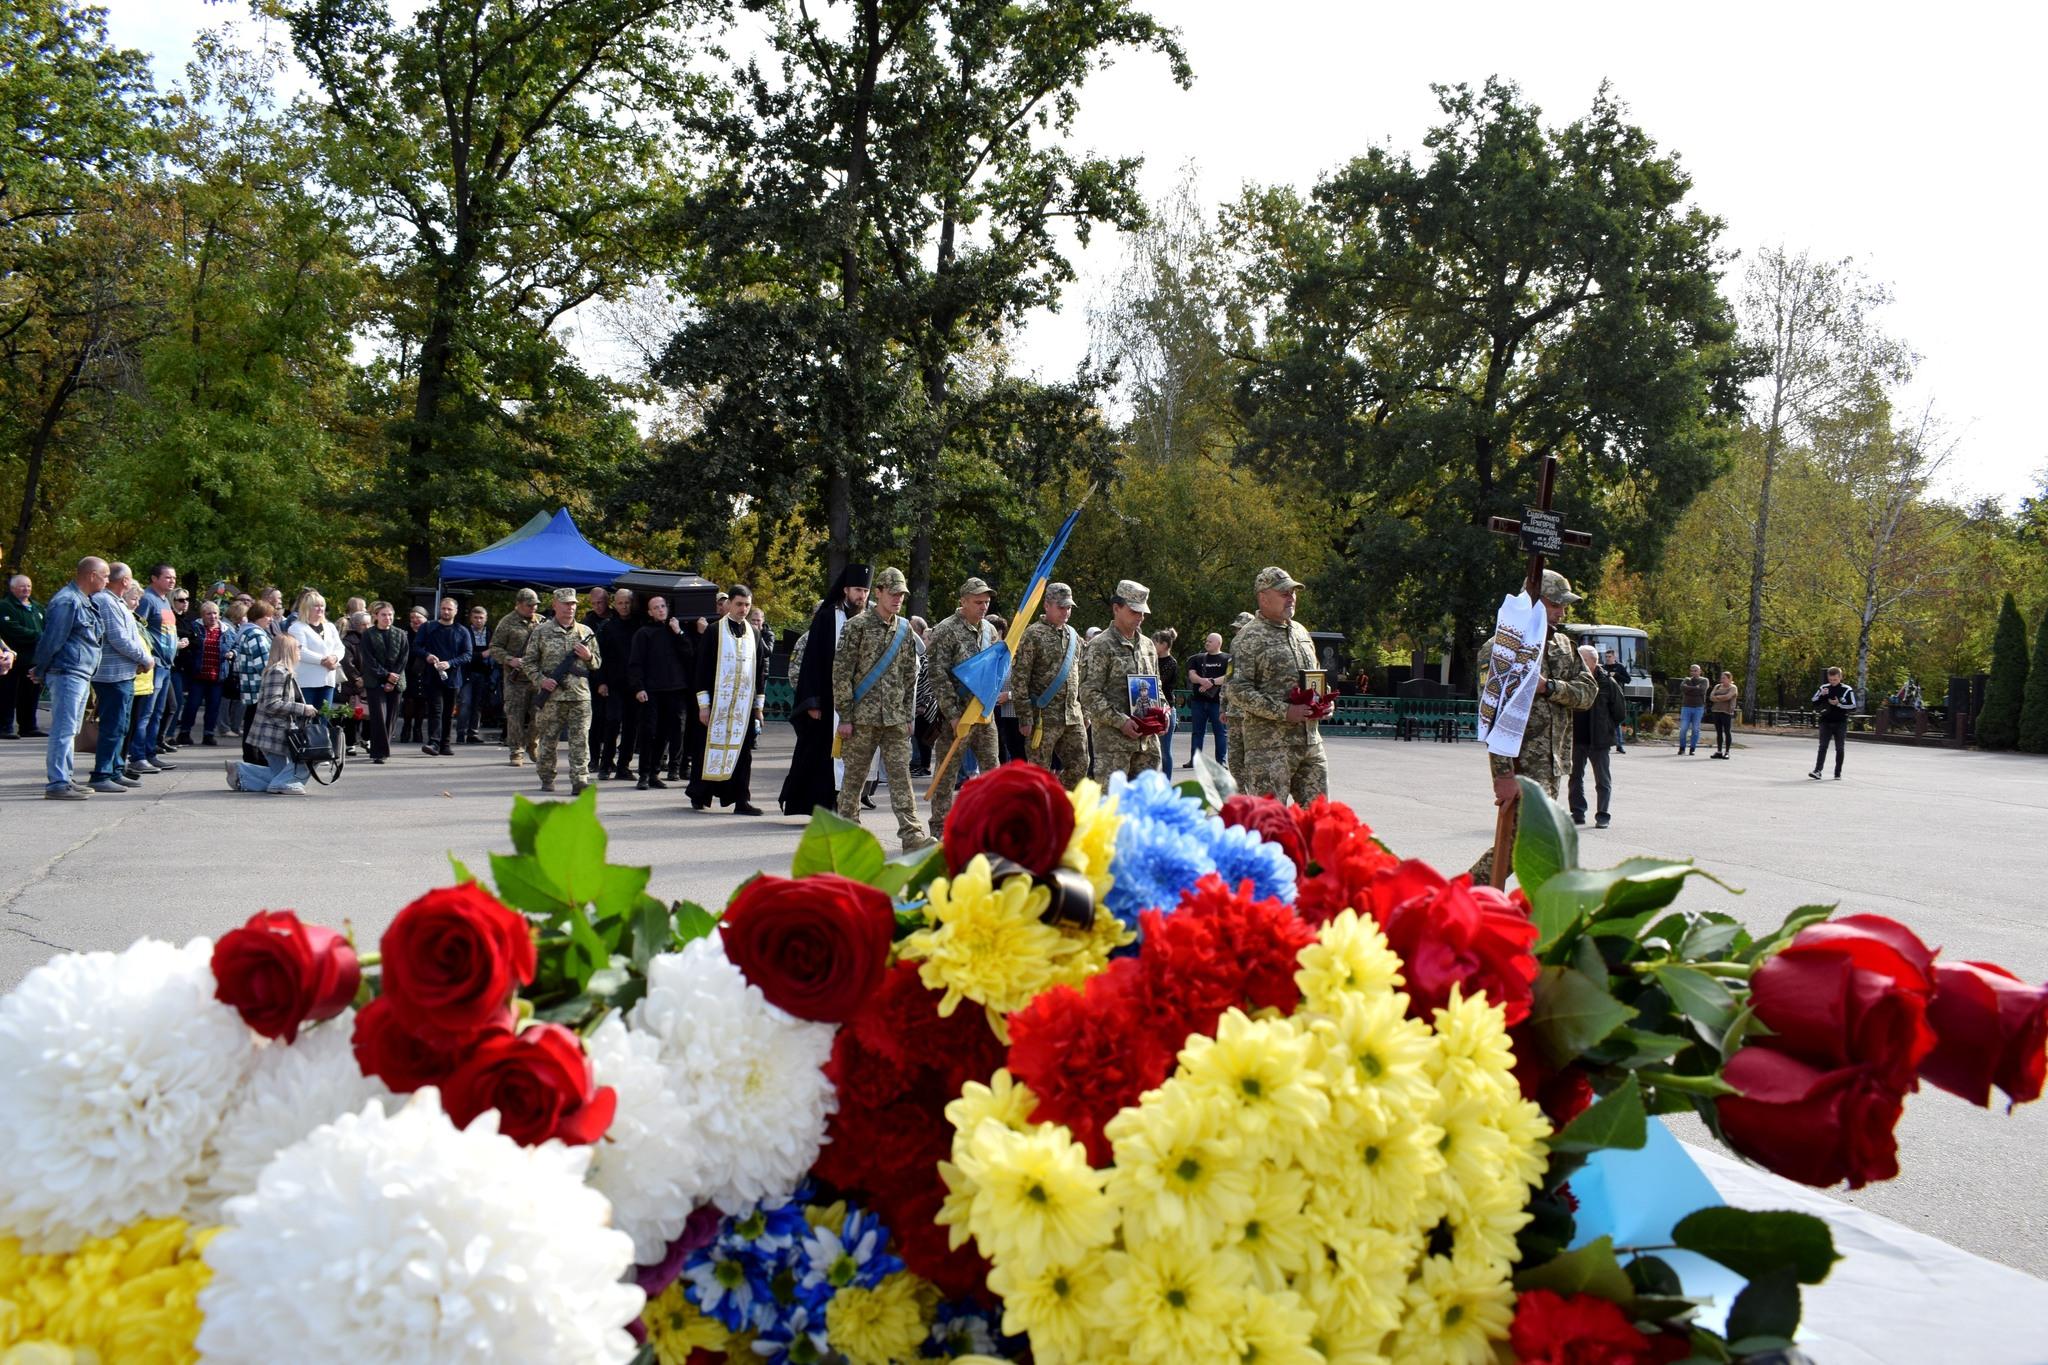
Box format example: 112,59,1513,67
352,993,513,1092
1920,960,2048,1108
1511,1024,1595,1126
942,760,1076,877
1717,1045,1904,1189
378,883,537,1041
721,873,895,1022
211,910,361,1042
1374,860,1540,1025
1219,794,1307,875
1509,1288,1683,1365
1747,914,1936,1090
443,1022,618,1146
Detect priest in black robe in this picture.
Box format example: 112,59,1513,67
778,564,871,817
687,585,769,815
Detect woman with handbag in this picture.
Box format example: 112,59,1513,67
227,632,319,795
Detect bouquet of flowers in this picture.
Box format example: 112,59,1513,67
1287,684,1336,720
3,760,2042,1365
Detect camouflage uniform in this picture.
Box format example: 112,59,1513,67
1471,571,1597,884
490,593,542,764
1231,571,1328,805
1223,610,1254,794
1011,583,1086,790
522,592,602,791
924,578,1001,834
1080,579,1163,781
832,572,931,850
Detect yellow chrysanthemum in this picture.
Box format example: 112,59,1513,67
1295,909,1406,1009
804,1199,850,1234
934,1157,981,1251
1433,1200,1528,1278
959,1123,1117,1274
1104,1087,1255,1246
1175,1010,1330,1148
902,856,1063,1021
1311,992,1439,1135
0,1219,209,1365
1390,1252,1515,1365
1426,988,1520,1109
826,1272,932,1365
642,1281,731,1365
1101,1240,1245,1364
986,1250,1112,1365
945,1068,1042,1143
1228,1164,1318,1290
1493,1096,1555,1194
1232,1287,1324,1365
1060,778,1121,904
1297,1106,1441,1234
1297,1224,1416,1342
1430,1099,1515,1217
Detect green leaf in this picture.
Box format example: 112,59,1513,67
587,964,630,999
1741,903,1835,963
1726,1268,1802,1343
1672,1208,1840,1285
630,899,671,972
1527,966,1635,1067
1514,1235,1636,1303
591,863,652,922
534,788,608,903
561,903,609,986
876,841,946,898
1598,1027,1693,1067
791,809,887,885
1528,858,1723,953
673,901,719,945
509,793,549,856
1653,965,1738,1034
1679,917,1744,959
448,853,477,885
1572,935,1610,989
489,851,570,916
1512,776,1577,892
1549,1075,1646,1154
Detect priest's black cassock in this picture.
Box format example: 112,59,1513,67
778,564,871,816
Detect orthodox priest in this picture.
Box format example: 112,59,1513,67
778,564,871,816
687,584,768,816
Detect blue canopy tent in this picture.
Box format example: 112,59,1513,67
434,509,638,597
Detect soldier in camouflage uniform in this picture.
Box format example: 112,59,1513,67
1079,579,1163,781
522,587,601,794
1012,581,1087,790
1223,609,1254,793
924,575,1002,835
1230,566,1329,804
490,587,542,765
832,567,934,851
1471,569,1598,884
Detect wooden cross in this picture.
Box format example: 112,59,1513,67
1482,452,1594,888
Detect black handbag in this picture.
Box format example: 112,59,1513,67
285,714,344,785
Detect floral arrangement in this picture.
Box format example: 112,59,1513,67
1,758,2042,1365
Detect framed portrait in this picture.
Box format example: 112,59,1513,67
1127,675,1162,712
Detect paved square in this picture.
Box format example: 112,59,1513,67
3,727,2043,1274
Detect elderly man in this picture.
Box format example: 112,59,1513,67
1079,579,1164,781
86,563,152,791
1231,567,1328,804
174,599,234,746
1011,582,1087,790
923,576,1003,835
523,588,601,793
30,558,109,798
832,567,934,850
459,602,493,743
0,573,45,737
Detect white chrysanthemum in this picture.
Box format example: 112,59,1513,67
0,937,254,1250
629,936,838,1213
197,1089,644,1365
583,1011,707,1263
187,1012,391,1223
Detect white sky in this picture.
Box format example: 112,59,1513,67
107,0,2047,507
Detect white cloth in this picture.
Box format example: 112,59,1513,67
289,619,342,690
1475,589,1549,758
831,602,852,788
699,620,760,783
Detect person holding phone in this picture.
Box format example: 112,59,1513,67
1707,670,1738,758
1810,667,1856,780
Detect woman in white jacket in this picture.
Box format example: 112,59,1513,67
288,590,344,712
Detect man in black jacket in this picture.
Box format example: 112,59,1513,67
1570,646,1628,828
416,597,471,756
628,594,693,788
1809,667,1856,781
594,588,639,779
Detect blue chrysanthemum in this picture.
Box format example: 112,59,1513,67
754,1300,831,1365
1108,768,1207,836
923,1300,1003,1357
682,1238,779,1333
1205,817,1299,904
796,1205,903,1305
1105,808,1216,928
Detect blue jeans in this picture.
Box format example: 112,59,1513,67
1188,697,1226,763
1678,706,1703,752
1160,716,1175,772
90,678,134,780
238,751,309,792
132,685,171,763
43,673,91,790
178,677,224,737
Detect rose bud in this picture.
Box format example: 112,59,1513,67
378,883,537,1041
211,910,362,1042
1717,1044,1905,1189
721,873,896,1022
1748,914,1937,1090
1920,961,2048,1109
442,1022,617,1147
352,994,513,1092
941,759,1077,877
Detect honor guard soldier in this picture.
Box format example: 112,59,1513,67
521,587,600,794
489,587,543,765
924,575,1003,835
1079,579,1163,781
1011,581,1086,789
1231,567,1328,804
831,567,935,851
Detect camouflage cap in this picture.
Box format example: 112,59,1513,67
551,587,579,604
958,576,993,599
1232,611,1255,630
514,587,540,604
1255,565,1303,593
1043,581,1074,608
1113,579,1152,614
875,566,908,591
1540,569,1583,606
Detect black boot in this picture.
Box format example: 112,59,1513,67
861,779,879,810
635,775,649,790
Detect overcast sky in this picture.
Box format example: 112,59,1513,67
106,0,2046,507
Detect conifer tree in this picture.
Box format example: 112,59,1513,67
1978,593,2029,749
2017,605,2048,754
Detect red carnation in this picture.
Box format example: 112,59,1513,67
1747,914,1936,1091
1509,1288,1688,1364
1373,860,1539,1025
1291,796,1400,927
941,760,1076,877
1219,794,1306,875
378,883,536,1042
1008,960,1173,1164
721,873,895,1022
1717,1044,1905,1189
211,909,361,1042
1920,960,2048,1108
352,994,513,1092
443,1023,618,1147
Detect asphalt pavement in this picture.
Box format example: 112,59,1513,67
3,723,2044,1275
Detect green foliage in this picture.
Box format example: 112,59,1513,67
1514,1235,1635,1302
2017,605,2048,753
1672,1208,1841,1285
1978,592,2030,749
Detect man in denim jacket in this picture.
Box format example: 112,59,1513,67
29,558,109,798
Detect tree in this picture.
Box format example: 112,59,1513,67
1731,246,1911,718
1979,592,2029,749
1231,79,1748,659
2019,606,2048,755
279,0,724,583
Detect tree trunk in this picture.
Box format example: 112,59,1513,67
7,343,90,573
402,302,458,586
1855,593,1876,701
1742,396,1785,722
828,0,884,580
